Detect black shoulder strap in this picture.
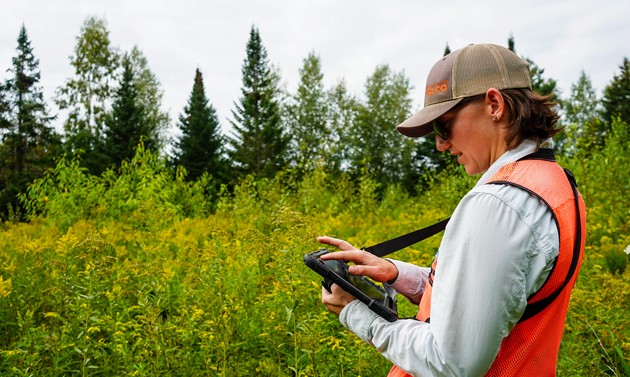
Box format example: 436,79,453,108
491,148,583,322
362,218,449,257
359,149,556,257
361,148,582,323
519,147,556,162
519,166,582,322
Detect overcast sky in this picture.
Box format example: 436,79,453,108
3,0,630,137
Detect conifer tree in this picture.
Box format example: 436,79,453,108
560,71,603,156
174,68,225,182
527,59,559,98
507,36,558,98
0,24,60,220
55,16,119,174
602,57,630,128
443,43,451,56
128,46,170,151
228,26,288,179
103,55,155,169
410,43,460,189
508,34,516,52
286,52,329,172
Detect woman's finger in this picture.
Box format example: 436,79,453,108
317,236,355,251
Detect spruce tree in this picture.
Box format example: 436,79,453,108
286,52,329,172
128,46,170,151
602,57,630,128
412,42,471,189
527,58,559,98
560,71,603,156
228,26,288,179
507,36,559,98
508,35,516,52
0,24,60,220
103,55,153,169
174,68,225,182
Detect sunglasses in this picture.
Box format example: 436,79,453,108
431,94,486,140
432,119,449,140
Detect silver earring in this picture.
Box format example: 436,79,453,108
492,116,498,121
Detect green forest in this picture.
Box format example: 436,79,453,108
1,16,629,376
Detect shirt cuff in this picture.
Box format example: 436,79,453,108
387,260,430,301
339,300,380,343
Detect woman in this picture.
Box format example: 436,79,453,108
318,44,586,376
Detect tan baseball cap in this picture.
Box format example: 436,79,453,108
396,43,532,138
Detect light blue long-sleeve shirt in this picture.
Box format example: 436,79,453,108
339,139,559,376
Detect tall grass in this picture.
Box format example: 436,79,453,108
0,123,627,375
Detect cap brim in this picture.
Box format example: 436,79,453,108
396,98,463,137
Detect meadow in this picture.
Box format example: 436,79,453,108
0,123,628,376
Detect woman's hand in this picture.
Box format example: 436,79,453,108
321,283,357,315
316,236,399,316
317,236,399,283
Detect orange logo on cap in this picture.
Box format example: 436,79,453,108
426,80,448,96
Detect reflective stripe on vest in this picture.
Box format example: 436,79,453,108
388,157,586,377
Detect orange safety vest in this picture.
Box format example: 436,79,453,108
389,154,586,377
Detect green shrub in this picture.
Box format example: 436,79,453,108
2,121,628,375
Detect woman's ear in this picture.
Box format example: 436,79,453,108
485,88,505,121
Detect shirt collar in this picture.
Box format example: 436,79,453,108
475,138,554,187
